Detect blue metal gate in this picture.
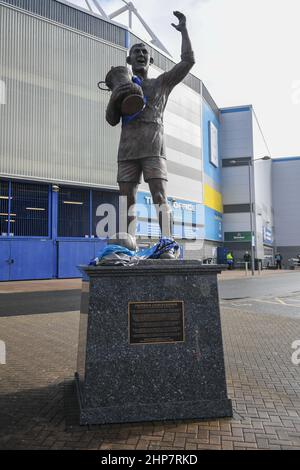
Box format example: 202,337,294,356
0,179,117,281
57,239,106,278
0,239,55,281
0,240,10,281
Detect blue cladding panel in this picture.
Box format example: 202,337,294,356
273,156,300,163
0,240,11,281
217,246,228,264
202,99,222,186
205,206,223,242
10,239,54,280
58,240,107,278
136,191,204,240
220,106,251,114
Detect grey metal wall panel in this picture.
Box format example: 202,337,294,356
221,167,250,205
0,0,126,46
220,107,273,259
223,213,250,233
0,5,127,187
276,246,300,264
220,110,253,159
223,204,251,213
202,84,219,120
222,157,251,167
272,160,300,246
254,158,273,259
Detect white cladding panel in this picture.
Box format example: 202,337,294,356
140,66,203,203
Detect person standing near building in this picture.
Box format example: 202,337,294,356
275,252,283,269
243,251,251,270
226,251,234,270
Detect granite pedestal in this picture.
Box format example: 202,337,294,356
76,260,232,425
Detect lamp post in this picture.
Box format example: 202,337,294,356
229,156,271,276
248,159,255,275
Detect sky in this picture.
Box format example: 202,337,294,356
67,0,300,158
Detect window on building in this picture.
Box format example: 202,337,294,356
0,180,9,236
0,180,49,237
58,187,90,238
10,182,49,237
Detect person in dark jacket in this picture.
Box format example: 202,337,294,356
275,252,283,269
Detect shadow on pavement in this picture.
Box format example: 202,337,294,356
0,290,81,317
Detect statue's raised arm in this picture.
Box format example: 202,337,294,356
159,11,195,90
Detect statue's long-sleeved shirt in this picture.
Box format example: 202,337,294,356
116,51,195,162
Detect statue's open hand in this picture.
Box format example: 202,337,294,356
171,11,186,32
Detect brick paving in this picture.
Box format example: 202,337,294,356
0,305,300,450
0,278,81,294
0,269,294,294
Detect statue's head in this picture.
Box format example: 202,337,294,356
126,43,154,75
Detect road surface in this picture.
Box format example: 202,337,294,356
219,271,300,317
1,272,300,317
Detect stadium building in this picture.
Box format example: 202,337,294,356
220,105,274,266
1,0,296,280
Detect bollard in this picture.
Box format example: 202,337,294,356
258,260,262,275
245,261,248,276
0,340,6,365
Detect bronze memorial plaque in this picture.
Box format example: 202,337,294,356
129,301,185,345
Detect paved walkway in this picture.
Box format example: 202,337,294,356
219,268,295,281
0,302,300,449
0,278,82,294
0,269,295,294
